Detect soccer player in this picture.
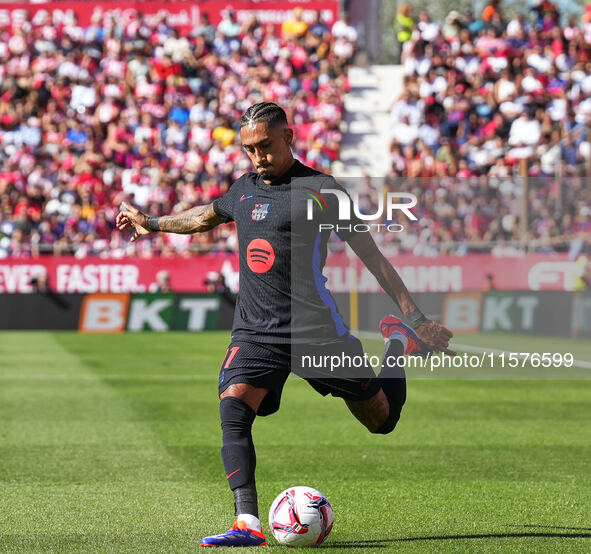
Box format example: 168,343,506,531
117,103,454,547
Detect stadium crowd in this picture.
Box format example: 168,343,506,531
386,1,591,255
1,1,590,260
0,7,356,258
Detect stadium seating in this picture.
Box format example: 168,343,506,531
385,4,591,255
0,7,356,257
0,4,589,259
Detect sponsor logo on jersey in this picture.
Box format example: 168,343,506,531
251,203,270,221
247,238,275,273
240,194,253,202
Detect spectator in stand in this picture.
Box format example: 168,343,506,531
482,0,502,25
417,11,440,44
463,8,484,36
332,13,358,64
281,7,308,40
309,11,330,38
192,13,216,46
394,3,414,64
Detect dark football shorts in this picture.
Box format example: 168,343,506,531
217,336,382,416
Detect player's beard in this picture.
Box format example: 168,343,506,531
257,166,275,179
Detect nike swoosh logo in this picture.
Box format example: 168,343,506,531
226,468,241,479
240,195,253,202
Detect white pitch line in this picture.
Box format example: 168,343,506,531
450,343,591,370
356,331,591,370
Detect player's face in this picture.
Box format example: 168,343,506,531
240,122,294,182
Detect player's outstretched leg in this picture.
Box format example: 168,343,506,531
375,315,433,434
200,386,268,547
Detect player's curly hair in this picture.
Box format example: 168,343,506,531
240,102,288,128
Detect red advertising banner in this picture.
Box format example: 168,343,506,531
324,253,577,293
0,1,339,32
0,253,578,294
0,254,239,294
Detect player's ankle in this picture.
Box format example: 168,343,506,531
237,513,262,531
387,330,408,351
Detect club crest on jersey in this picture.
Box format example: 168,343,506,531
251,203,270,221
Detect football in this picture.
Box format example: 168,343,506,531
268,486,334,547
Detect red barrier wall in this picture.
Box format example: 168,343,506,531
0,253,577,293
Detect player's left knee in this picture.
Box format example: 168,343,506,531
372,410,401,435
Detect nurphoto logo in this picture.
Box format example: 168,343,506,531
306,188,418,233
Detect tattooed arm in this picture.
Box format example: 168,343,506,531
116,201,223,242
346,230,456,355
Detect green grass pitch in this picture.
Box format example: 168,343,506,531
0,331,590,553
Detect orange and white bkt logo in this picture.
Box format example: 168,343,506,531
79,294,130,333
247,239,275,273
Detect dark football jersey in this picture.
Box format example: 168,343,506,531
213,160,358,344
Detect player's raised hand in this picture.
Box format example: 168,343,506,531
415,320,456,356
116,201,152,242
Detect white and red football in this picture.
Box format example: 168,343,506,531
268,486,334,547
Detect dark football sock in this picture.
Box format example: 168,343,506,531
219,397,258,517
376,339,407,434
233,484,259,518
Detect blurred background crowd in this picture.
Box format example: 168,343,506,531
383,0,591,256
0,6,356,258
